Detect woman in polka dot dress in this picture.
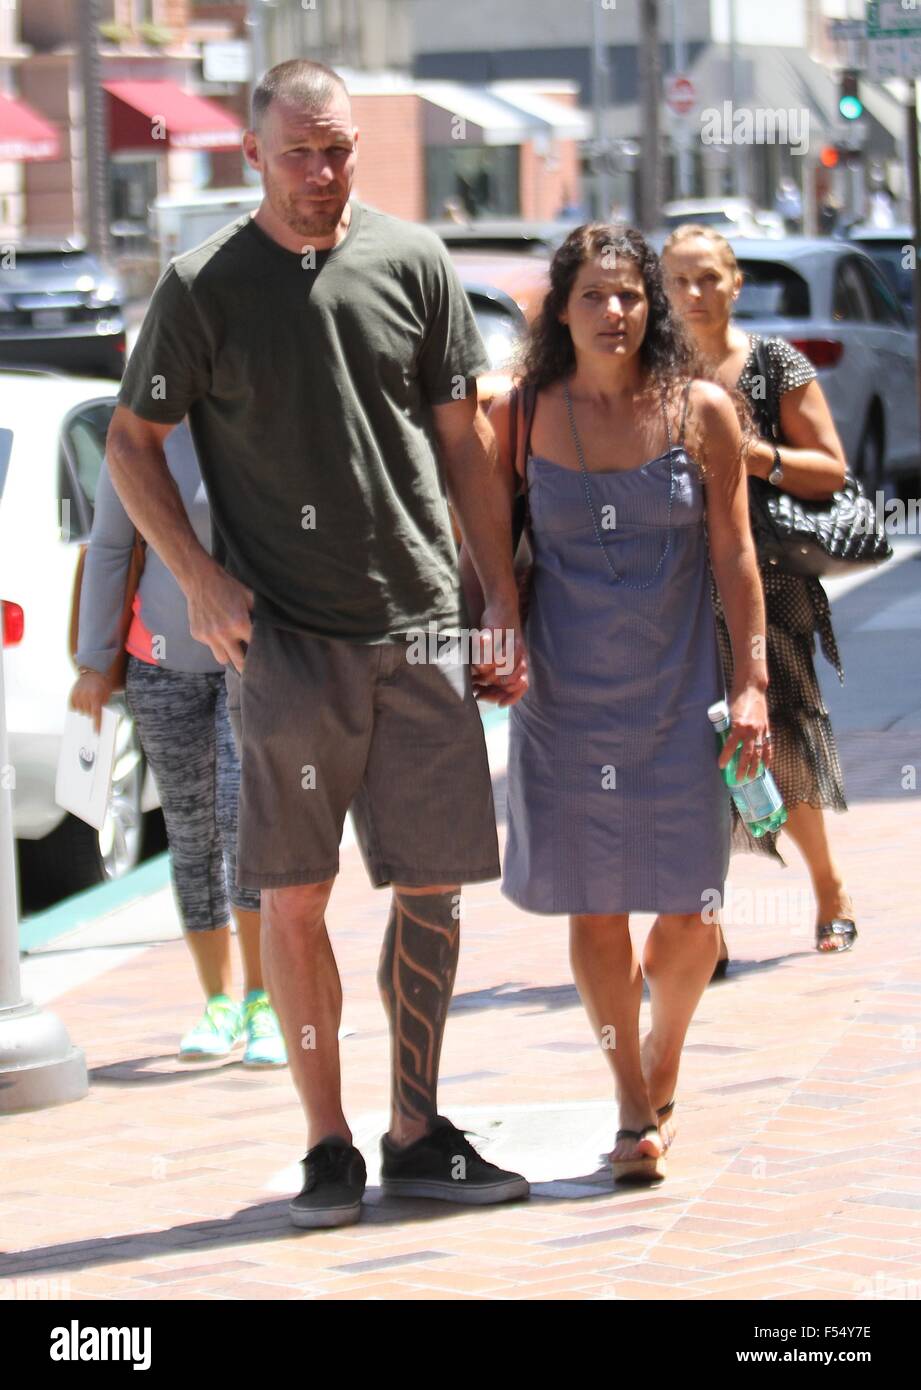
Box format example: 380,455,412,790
663,224,856,959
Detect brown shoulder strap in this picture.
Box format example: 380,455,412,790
517,384,537,480
679,378,693,446
68,544,88,662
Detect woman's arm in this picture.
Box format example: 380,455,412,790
74,456,139,674
70,455,140,731
748,378,847,500
692,381,771,782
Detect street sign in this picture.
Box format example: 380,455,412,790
664,74,697,118
203,41,251,85
834,119,869,151
866,35,921,78
830,19,868,41
865,0,921,78
867,1,921,34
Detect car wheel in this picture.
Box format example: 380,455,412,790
97,708,145,880
18,710,146,903
856,415,884,494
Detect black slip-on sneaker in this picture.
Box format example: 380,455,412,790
289,1137,367,1229
380,1116,530,1206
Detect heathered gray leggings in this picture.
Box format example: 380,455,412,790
125,655,261,930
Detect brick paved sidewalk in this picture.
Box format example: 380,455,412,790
1,794,919,1302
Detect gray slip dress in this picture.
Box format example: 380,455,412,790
502,382,731,916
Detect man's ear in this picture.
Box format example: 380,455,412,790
242,130,260,171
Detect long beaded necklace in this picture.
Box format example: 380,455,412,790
563,381,677,591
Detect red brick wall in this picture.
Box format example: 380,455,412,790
19,58,79,239
156,0,193,28
519,136,581,221
519,87,583,220
348,94,424,223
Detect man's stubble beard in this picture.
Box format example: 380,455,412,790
264,169,350,241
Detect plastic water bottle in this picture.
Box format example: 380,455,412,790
707,699,788,837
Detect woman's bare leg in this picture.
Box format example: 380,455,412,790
232,906,264,995
782,801,854,934
570,913,661,1163
641,912,720,1145
185,924,234,999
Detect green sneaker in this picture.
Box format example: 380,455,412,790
178,994,242,1061
241,990,287,1069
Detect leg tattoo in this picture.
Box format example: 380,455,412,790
378,890,460,1129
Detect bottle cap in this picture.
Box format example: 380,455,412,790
707,699,730,729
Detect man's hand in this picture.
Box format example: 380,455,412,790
186,559,255,671
471,596,528,707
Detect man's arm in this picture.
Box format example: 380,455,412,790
432,389,527,704
106,405,253,671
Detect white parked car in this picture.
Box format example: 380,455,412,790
662,198,785,239
0,368,160,900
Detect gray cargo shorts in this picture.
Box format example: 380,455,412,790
224,620,501,890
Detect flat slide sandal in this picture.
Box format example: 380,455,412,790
656,1098,676,1151
610,1124,667,1184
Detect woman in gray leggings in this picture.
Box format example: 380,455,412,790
69,420,286,1067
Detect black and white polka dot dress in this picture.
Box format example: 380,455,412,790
713,335,847,849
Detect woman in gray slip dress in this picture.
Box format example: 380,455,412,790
463,225,770,1185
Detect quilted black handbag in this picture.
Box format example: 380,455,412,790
747,339,893,578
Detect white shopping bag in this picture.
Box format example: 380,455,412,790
54,706,118,831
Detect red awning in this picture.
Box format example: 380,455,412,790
103,81,242,153
0,93,60,162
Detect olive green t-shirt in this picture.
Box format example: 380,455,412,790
117,201,490,640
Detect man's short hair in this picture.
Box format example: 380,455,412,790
251,59,350,131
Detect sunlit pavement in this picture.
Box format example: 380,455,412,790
2,541,919,1301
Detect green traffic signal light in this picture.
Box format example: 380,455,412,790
839,94,864,120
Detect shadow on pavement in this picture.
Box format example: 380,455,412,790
88,1055,252,1086
0,1179,622,1279
449,952,811,1019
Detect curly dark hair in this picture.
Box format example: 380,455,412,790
517,223,698,393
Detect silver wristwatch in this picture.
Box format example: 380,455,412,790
768,447,784,486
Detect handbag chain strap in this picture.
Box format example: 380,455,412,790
563,380,676,591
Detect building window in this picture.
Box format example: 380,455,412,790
426,145,520,220
110,156,160,251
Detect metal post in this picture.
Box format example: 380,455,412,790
0,433,87,1115
75,0,109,260
591,0,612,219
639,0,662,231
907,81,921,499
247,0,269,87
671,0,693,197
728,0,745,199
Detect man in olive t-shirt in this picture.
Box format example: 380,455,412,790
108,58,529,1227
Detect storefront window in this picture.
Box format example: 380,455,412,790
426,145,520,220
109,156,160,252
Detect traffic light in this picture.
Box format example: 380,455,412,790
839,70,864,122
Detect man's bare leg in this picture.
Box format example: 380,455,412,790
260,878,347,1147
378,885,460,1148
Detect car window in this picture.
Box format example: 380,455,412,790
833,259,871,322
735,262,810,319
855,258,906,326
857,242,914,316
58,399,115,538
469,298,526,370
